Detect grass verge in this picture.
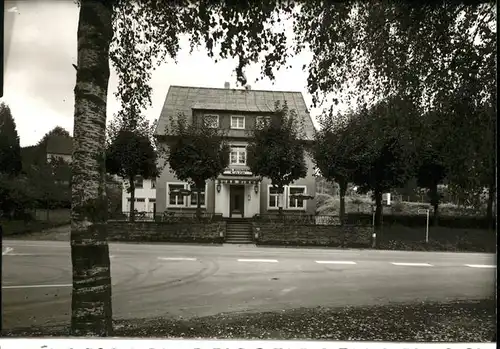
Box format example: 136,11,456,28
1,220,70,237
2,299,496,341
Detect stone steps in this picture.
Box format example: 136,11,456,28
225,220,253,244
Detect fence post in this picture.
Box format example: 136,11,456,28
426,209,430,243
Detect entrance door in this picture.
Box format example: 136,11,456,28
230,185,245,218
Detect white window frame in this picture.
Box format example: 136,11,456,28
166,182,208,208
231,115,245,129
167,182,188,207
203,114,219,128
230,145,247,165
287,185,307,210
188,183,208,208
256,116,271,128
267,185,281,210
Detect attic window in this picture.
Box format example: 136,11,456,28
231,115,245,129
204,115,219,128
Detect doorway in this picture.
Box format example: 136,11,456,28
230,185,245,218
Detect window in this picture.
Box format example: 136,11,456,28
204,114,219,128
231,115,245,129
256,116,271,128
189,185,206,207
136,198,145,202
149,199,156,203
151,179,156,189
288,186,306,209
167,183,186,207
134,176,143,189
268,186,280,209
230,145,246,165
167,182,207,208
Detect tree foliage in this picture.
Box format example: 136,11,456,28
292,1,496,219
415,110,448,226
348,97,418,235
0,102,22,177
106,113,159,221
167,113,230,219
247,102,307,214
312,110,366,223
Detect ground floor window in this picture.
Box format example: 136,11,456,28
190,186,206,207
167,182,207,208
268,187,280,208
127,197,147,211
288,186,306,209
267,185,307,210
167,183,186,207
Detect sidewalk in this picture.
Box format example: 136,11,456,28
2,298,495,341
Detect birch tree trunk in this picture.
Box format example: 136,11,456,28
129,176,136,222
71,0,113,336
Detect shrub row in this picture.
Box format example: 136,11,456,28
346,212,495,229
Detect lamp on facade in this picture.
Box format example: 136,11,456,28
216,182,221,193
254,183,259,194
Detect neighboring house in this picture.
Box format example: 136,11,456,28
46,135,73,163
122,176,157,213
153,84,317,219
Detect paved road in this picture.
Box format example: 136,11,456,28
2,240,496,330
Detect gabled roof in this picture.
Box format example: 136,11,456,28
154,85,315,140
46,135,73,155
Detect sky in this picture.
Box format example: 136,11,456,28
2,1,349,147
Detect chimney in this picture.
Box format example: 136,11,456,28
224,82,230,89
245,84,251,90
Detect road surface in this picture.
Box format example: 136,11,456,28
2,240,496,330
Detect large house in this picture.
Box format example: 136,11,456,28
153,84,317,219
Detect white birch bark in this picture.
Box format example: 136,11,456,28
71,0,114,336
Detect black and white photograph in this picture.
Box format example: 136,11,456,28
0,0,496,344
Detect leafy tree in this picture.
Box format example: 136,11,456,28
291,1,496,223
312,111,365,224
167,113,230,220
247,102,307,215
0,174,38,219
106,114,159,222
414,109,448,227
349,98,418,240
37,126,71,146
0,102,22,177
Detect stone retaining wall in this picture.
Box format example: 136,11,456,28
253,222,372,248
107,221,226,244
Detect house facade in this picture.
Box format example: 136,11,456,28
153,84,317,219
121,176,157,213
